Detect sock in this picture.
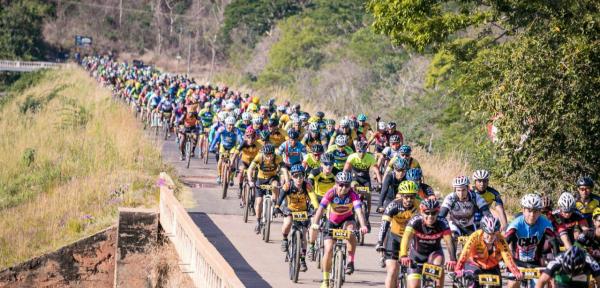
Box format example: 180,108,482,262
323,271,330,281
283,234,288,240
348,251,355,263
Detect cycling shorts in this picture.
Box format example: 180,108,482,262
408,249,444,275
506,260,541,281
324,216,356,240
463,262,502,287
255,177,279,198
384,233,402,260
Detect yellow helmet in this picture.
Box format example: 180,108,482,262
252,96,260,104
593,207,600,219
397,181,418,195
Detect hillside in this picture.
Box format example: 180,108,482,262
0,67,164,268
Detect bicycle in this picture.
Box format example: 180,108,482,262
354,185,371,246
198,128,210,163
420,263,443,288
286,211,309,283
396,265,408,288
241,173,255,223
309,216,326,269
257,184,277,243
220,151,233,199
162,112,172,140
184,130,195,169
518,266,542,288
329,228,357,288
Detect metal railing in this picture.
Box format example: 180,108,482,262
158,172,245,288
0,60,63,72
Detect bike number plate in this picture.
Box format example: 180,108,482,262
259,184,272,191
332,229,351,240
422,263,443,279
478,274,500,286
292,211,308,221
520,268,540,279
457,236,468,245
355,186,370,193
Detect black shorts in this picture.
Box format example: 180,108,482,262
255,177,279,197
324,216,356,240
239,161,251,170
407,248,444,275
463,262,502,287
352,174,371,187
281,206,311,227
384,233,402,260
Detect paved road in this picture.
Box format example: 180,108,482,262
160,136,387,287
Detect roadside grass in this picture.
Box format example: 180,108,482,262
0,67,163,268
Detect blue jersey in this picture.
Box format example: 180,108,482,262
210,128,241,151
505,215,556,264
277,141,307,166
158,99,174,112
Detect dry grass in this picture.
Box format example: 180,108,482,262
412,147,470,196
0,67,163,268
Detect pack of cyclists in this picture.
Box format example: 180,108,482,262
84,55,600,288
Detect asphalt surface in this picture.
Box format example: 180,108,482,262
160,135,387,287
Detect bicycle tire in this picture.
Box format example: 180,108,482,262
243,184,251,223
291,229,301,283
203,138,209,164
198,135,204,159
359,205,366,246
317,230,323,269
163,119,169,140
264,198,271,243
222,162,229,199
333,248,344,288
186,138,192,169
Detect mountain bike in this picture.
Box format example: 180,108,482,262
220,151,233,199
354,185,370,246
184,130,195,169
198,127,209,163
397,265,408,288
329,229,357,288
519,266,542,288
286,211,309,283
241,174,255,223
421,263,443,288
309,216,326,269
162,112,172,140
258,184,276,243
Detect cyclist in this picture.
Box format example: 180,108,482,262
277,129,307,185
368,121,389,155
355,114,372,141
301,122,327,150
399,199,457,288
385,121,404,146
344,140,382,230
235,129,262,198
548,192,588,249
322,119,336,148
536,246,600,288
376,181,420,288
471,169,509,231
505,193,559,288
306,153,336,260
378,135,402,171
577,208,600,262
210,116,242,185
377,157,409,213
235,112,252,134
454,215,523,287
405,168,436,201
248,144,285,234
274,164,312,272
439,176,491,247
177,105,199,160
302,144,323,173
198,101,214,132
267,118,286,148
385,144,421,175
311,172,369,288
575,177,599,226
328,119,358,150
156,95,175,133
326,135,354,175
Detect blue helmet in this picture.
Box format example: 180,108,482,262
287,129,299,140
357,114,367,122
406,168,423,181
290,164,305,175
393,157,410,171
399,144,412,155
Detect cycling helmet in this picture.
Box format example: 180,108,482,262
277,105,286,112
316,111,325,118
562,246,586,275
558,192,576,212
335,172,352,184
390,135,401,144
377,121,386,130
356,141,368,152
335,135,349,146
357,114,367,122
393,157,410,171
225,116,236,125
245,129,256,137
233,108,241,117
340,119,351,128
420,199,440,213
293,104,301,111
452,176,470,187
387,121,397,129
398,181,418,195
268,118,279,127
399,144,412,155
406,168,423,181
218,111,227,121
480,214,501,234
259,130,270,141
521,193,542,209
325,119,336,126
261,144,275,154
299,113,309,122
311,144,324,154
290,114,300,124
225,103,236,111
593,207,600,219
287,129,299,140
252,116,263,125
290,164,305,175
241,112,252,121
472,169,490,180
321,153,333,165
576,176,594,188
309,122,320,132
541,194,553,210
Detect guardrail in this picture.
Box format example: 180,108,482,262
0,60,63,72
158,172,244,288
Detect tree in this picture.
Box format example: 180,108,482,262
368,0,600,192
0,0,50,60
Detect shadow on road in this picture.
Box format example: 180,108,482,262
189,212,271,288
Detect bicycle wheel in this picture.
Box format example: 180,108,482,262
291,230,302,283
186,138,192,169
163,119,169,140
222,163,229,199
359,205,366,246
264,198,272,243
203,138,210,164
333,248,345,288
317,230,323,269
243,185,252,223
198,135,204,159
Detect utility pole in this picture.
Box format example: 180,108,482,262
119,0,123,27
187,34,192,74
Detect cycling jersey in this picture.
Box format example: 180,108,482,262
198,108,214,128
277,182,310,212
473,187,504,207
385,156,421,172
577,230,600,261
277,141,306,166
234,120,249,134
346,152,376,178
319,187,362,225
379,198,420,238
158,99,174,112
381,146,401,160
356,123,372,139
301,132,325,150
548,209,587,244
439,191,490,231
250,153,284,179
417,183,435,201
302,153,321,171
505,215,557,264
268,128,286,148
237,141,261,164
456,229,519,271
576,193,600,225
326,145,354,171
183,111,199,127
210,129,242,152
543,253,600,288
400,215,452,258
379,173,405,208
308,168,335,208
368,131,388,147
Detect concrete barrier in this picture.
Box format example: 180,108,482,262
0,60,63,72
158,172,245,288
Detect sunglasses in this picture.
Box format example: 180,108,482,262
423,211,438,216
292,173,304,178
338,183,350,188
400,153,409,157
401,195,416,199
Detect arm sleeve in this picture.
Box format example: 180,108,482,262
498,236,520,275
276,187,288,206
379,174,392,207
378,220,391,245
399,227,414,257
456,233,475,270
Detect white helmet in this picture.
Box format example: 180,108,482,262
225,103,236,111
335,135,349,146
252,116,263,125
452,176,470,187
225,116,236,125
340,119,351,128
377,121,386,130
473,169,490,180
521,193,542,209
218,111,227,121
277,105,286,112
558,192,576,212
241,112,252,121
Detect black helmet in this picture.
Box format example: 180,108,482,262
316,111,325,118
320,153,333,165
287,129,299,140
311,144,324,154
259,130,270,140
261,144,275,154
577,176,594,188
268,118,279,127
356,141,368,152
562,246,586,275
419,199,440,213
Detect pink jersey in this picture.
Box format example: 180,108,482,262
319,188,362,224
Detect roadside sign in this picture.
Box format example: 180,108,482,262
75,35,93,47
